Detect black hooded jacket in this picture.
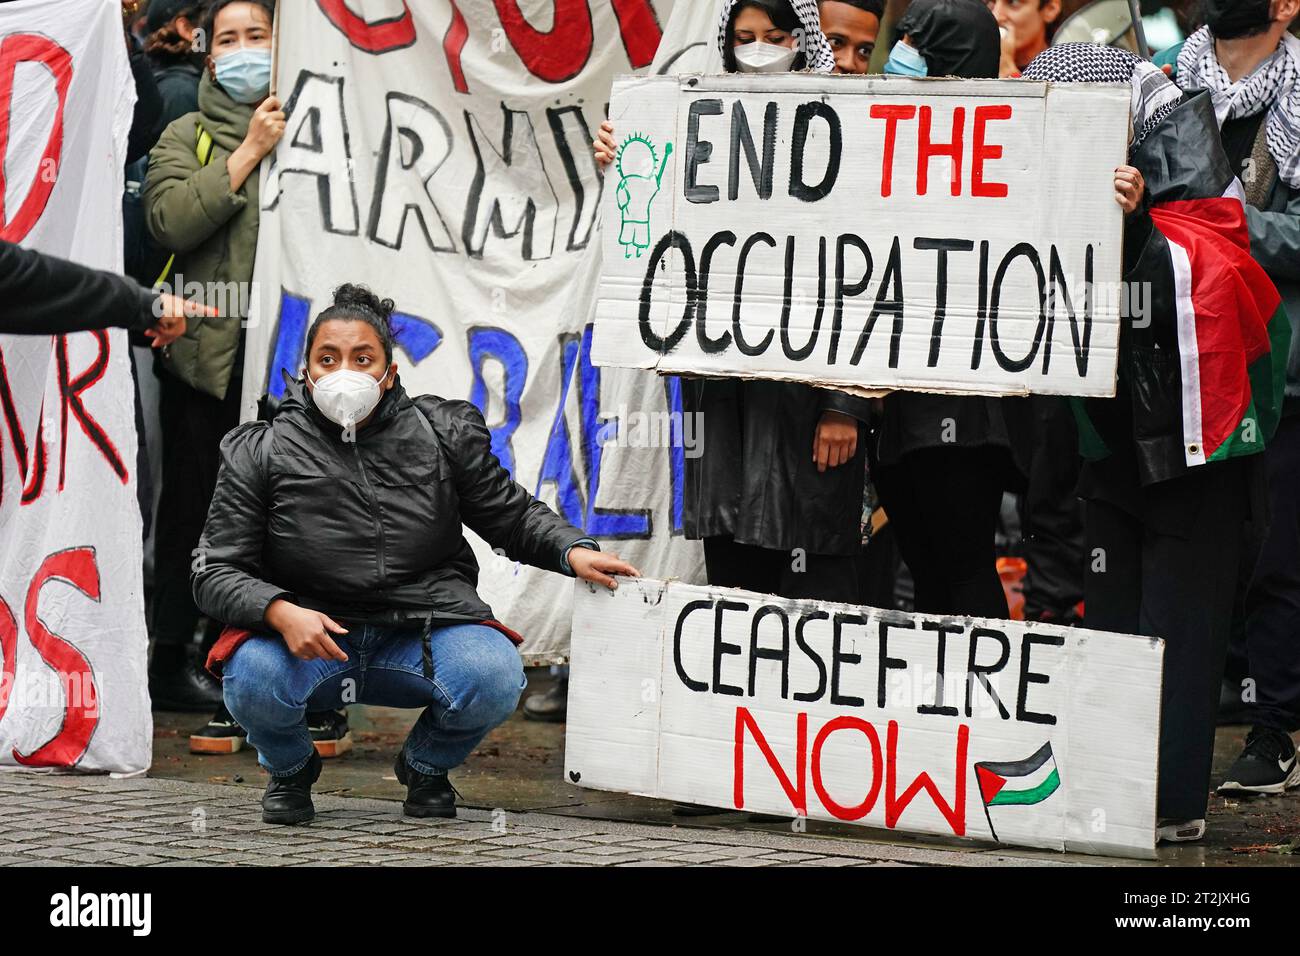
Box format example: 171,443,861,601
191,377,592,634
895,0,1001,79
684,379,873,556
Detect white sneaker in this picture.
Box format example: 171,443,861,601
1157,818,1207,843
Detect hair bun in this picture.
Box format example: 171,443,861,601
331,283,395,321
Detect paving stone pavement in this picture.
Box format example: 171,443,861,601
0,771,1094,867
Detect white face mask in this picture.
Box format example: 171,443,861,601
308,368,387,427
734,41,798,73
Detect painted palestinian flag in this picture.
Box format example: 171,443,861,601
975,742,1060,841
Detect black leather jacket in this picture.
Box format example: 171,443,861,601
192,378,591,634
1078,92,1268,488
683,378,871,556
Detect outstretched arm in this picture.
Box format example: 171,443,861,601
434,400,640,588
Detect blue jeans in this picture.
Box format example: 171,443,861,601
222,623,525,778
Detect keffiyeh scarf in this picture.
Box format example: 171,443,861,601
716,0,837,74
1177,26,1300,189
1022,43,1184,152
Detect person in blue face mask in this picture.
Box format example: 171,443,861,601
882,0,1002,78
869,0,1028,629
141,0,292,748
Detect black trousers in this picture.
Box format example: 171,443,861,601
702,536,859,604
1019,396,1085,620
1084,460,1250,821
873,446,1009,619
1241,416,1300,732
857,522,902,609
149,368,242,647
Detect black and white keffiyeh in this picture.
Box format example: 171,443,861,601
1176,26,1300,189
716,0,837,74
1022,43,1184,151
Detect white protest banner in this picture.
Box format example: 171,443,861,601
566,578,1164,859
244,0,715,662
0,0,151,774
592,74,1132,398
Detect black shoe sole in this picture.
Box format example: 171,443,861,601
263,806,315,825
402,802,456,819
521,709,567,723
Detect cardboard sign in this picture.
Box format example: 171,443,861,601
591,74,1132,398
565,578,1164,858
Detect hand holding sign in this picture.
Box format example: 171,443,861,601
594,119,617,169
229,95,285,192
1114,164,1145,215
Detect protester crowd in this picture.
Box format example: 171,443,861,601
2,0,1297,842
594,0,1300,844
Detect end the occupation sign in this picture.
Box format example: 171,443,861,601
592,74,1131,398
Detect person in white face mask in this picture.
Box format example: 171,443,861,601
192,284,640,825
592,0,836,165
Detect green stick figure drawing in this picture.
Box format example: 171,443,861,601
615,133,673,259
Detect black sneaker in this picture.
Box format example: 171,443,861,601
308,709,352,758
190,704,247,754
1218,727,1300,796
393,749,458,818
262,750,322,825
149,655,224,712
522,676,568,723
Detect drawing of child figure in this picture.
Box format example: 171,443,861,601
615,134,673,258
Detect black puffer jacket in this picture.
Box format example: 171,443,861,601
683,379,871,556
192,377,592,634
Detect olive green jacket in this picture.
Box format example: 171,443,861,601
143,72,258,400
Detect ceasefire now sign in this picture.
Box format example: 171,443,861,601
565,578,1164,858
591,73,1131,398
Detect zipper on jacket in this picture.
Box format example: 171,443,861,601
352,442,388,580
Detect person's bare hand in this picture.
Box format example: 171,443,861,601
593,120,617,169
265,598,349,661
244,95,286,160
146,293,215,348
568,547,640,590
813,410,859,473
1115,164,1146,214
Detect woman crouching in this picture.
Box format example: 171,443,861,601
192,284,638,825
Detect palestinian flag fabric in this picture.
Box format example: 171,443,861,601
1149,182,1284,467
975,742,1060,842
